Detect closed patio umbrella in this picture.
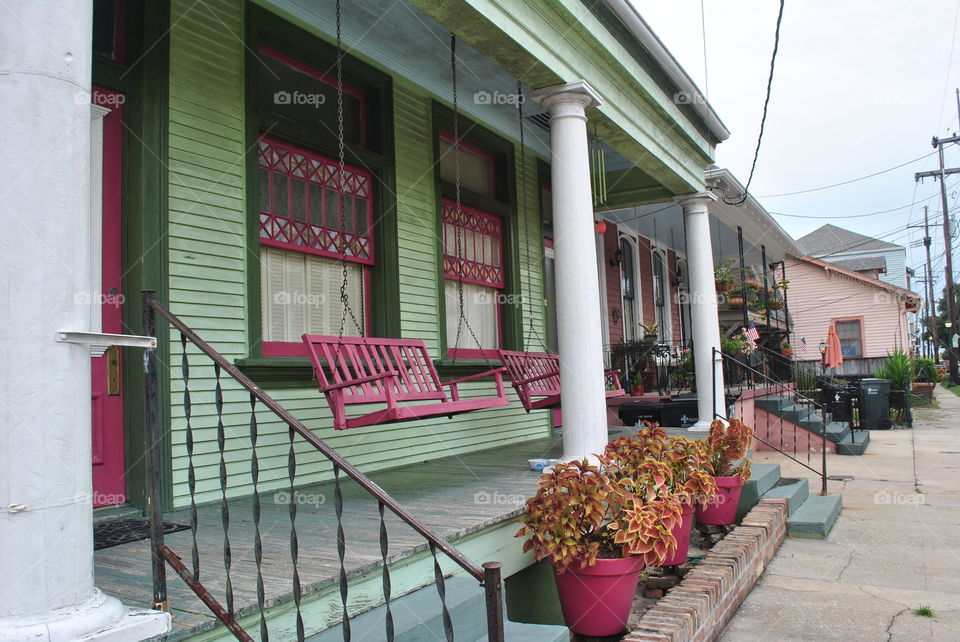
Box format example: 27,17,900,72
825,325,844,369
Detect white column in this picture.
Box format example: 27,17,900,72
676,193,726,430
0,3,168,640
532,81,608,460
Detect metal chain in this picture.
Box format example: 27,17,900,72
516,80,546,353
450,33,483,357
336,0,362,341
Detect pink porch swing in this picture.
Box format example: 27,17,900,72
303,28,508,431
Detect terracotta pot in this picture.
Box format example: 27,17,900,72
695,476,744,525
661,502,695,566
726,295,745,307
715,280,733,293
631,384,645,396
554,556,646,636
781,348,794,357
767,301,783,311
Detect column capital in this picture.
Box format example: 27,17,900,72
531,80,603,114
673,191,717,210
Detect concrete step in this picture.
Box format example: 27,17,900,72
761,477,810,516
787,493,843,539
474,620,570,642
310,577,568,641
736,463,781,521
836,430,871,456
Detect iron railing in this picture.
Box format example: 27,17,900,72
714,348,829,495
143,292,504,641
606,339,694,397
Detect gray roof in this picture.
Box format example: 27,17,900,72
830,256,887,273
798,224,902,256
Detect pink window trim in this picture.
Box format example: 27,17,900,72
257,44,367,147
441,199,504,288
439,131,496,199
258,136,375,266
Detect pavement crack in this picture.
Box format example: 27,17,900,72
886,608,909,641
837,549,855,581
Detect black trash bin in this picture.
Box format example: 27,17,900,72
822,383,854,423
859,378,892,430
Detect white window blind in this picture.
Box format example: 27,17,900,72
261,247,364,342
835,320,862,357
445,281,498,351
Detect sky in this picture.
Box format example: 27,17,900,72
633,0,960,298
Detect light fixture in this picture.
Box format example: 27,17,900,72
818,341,828,354
946,321,953,329
595,219,607,235
610,248,623,266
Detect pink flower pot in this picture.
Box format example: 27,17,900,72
661,502,695,566
554,556,646,636
695,476,744,525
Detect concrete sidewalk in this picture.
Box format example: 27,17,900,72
720,386,960,641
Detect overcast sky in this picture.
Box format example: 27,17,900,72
634,0,960,296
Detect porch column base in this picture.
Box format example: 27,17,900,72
687,419,711,432
0,589,170,642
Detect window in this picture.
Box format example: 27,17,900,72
620,237,637,342
255,41,372,355
652,249,670,341
835,320,863,357
438,133,505,358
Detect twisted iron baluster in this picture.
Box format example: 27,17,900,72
430,543,454,641
249,394,268,641
183,334,199,583
215,361,234,618
378,502,394,641
289,427,304,641
334,465,350,640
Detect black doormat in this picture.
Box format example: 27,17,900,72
94,518,189,551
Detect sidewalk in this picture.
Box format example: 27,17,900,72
720,386,960,641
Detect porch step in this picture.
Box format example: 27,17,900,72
761,477,809,516
735,463,780,521
308,577,568,641
836,430,871,456
786,493,843,539
92,504,143,524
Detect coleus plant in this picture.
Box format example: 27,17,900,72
515,458,682,573
605,423,718,505
705,417,753,481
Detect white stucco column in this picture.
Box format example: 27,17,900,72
0,3,168,639
532,81,608,460
676,192,727,431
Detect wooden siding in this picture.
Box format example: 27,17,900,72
786,259,911,360
165,5,549,508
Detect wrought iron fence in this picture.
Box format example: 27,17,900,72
142,292,504,641
606,339,694,397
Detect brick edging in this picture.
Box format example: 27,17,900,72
624,498,789,642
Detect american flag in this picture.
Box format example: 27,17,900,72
799,337,807,352
743,323,759,350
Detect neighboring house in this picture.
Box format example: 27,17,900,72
798,223,913,290
3,1,739,640
786,255,920,374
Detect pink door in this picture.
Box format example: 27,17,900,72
91,87,126,507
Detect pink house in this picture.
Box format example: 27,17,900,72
786,256,920,372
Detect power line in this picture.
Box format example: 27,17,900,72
770,180,960,219
757,151,939,198
725,0,785,206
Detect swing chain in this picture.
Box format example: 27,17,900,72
450,33,483,358
335,0,362,342
516,80,545,353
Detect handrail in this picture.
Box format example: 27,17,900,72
144,292,504,641
714,348,829,495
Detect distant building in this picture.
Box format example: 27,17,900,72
798,224,914,290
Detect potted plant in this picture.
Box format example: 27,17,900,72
913,356,939,400
721,334,750,356
640,321,659,341
631,369,645,396
714,258,736,293
605,424,717,566
780,343,794,358
696,418,753,525
516,458,682,636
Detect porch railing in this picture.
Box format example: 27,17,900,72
713,348,829,495
142,292,505,641
606,339,694,397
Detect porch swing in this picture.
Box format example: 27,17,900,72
496,85,625,412
302,25,508,431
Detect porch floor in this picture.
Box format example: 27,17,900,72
94,432,586,639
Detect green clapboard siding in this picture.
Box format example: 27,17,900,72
165,3,550,508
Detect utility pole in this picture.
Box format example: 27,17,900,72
924,206,940,360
